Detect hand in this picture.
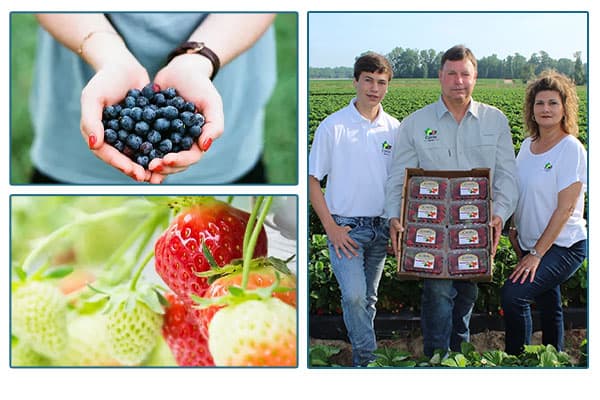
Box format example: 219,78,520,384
149,54,225,184
509,254,541,284
80,60,152,182
326,223,359,259
389,217,404,256
489,215,504,257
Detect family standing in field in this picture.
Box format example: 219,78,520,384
308,45,588,366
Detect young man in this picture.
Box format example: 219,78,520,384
309,52,400,366
384,45,519,357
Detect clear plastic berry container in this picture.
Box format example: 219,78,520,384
450,177,489,200
448,224,489,249
403,223,446,249
449,201,489,224
402,248,444,274
405,200,447,224
448,249,490,276
408,177,449,200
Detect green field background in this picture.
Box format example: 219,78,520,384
10,13,298,184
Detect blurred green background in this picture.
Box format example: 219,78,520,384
10,13,298,184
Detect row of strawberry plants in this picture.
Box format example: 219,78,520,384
309,341,587,368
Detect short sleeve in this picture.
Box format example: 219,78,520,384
557,138,587,193
308,120,332,181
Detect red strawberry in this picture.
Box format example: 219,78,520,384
162,293,214,366
195,259,297,339
154,199,268,300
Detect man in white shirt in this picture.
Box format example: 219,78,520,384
385,45,519,357
309,52,400,366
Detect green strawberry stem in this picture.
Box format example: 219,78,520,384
243,197,264,254
129,249,155,291
21,203,156,273
102,210,169,285
241,196,273,289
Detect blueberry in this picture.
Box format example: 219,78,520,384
103,105,119,120
107,119,120,131
153,93,167,106
183,101,196,112
104,128,118,144
181,136,193,150
171,118,185,133
172,145,181,153
123,145,136,159
170,132,182,145
142,84,156,99
126,134,143,150
141,107,156,123
162,105,179,120
158,138,173,153
130,107,143,121
168,96,185,110
148,149,163,160
140,141,153,155
118,129,129,142
149,103,159,111
136,155,150,168
124,96,136,108
147,130,162,144
187,124,202,138
136,96,149,107
119,115,135,131
195,113,205,126
127,88,141,98
134,121,150,136
120,108,132,117
114,104,122,115
153,118,170,132
113,140,125,152
179,111,193,126
162,87,177,99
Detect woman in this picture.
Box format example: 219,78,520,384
502,70,587,355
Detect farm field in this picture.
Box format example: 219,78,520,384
309,78,588,152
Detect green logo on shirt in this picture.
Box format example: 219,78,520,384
424,128,438,141
544,162,553,170
381,141,392,155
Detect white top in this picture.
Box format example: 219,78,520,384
309,98,400,217
514,135,587,249
384,97,519,223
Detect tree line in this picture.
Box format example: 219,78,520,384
310,48,587,84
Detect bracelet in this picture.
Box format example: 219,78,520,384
166,41,221,80
78,30,123,56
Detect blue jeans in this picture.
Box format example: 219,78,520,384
421,279,478,357
501,240,587,355
328,215,389,366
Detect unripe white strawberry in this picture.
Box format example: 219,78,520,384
106,300,163,366
11,340,51,366
11,281,68,358
208,297,296,366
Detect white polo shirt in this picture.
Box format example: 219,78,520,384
309,98,400,217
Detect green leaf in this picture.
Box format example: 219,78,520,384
42,265,74,279
14,266,27,282
202,240,220,270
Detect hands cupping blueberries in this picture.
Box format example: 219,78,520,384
102,84,205,169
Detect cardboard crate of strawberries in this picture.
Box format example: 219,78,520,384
397,168,493,282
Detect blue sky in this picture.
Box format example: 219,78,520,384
309,12,588,67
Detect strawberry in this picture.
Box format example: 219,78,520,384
195,258,297,340
57,313,122,366
104,294,164,366
162,293,214,366
208,297,296,366
154,198,268,300
11,280,68,359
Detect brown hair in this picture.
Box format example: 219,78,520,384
524,69,580,139
353,52,393,81
440,45,478,70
